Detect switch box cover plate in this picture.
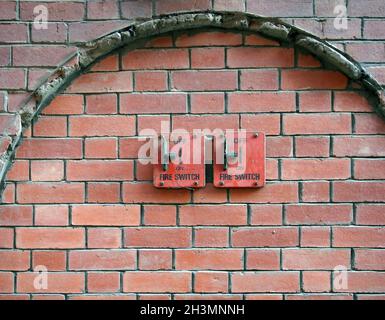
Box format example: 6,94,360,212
213,132,265,188
153,135,205,189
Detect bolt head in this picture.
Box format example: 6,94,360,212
159,182,164,187
219,181,224,186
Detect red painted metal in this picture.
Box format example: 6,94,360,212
213,132,266,188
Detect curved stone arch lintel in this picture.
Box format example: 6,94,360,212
1,10,385,195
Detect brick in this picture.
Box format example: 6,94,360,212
250,205,282,226
0,69,25,89
346,42,385,63
333,136,385,157
214,0,245,11
299,91,332,112
240,69,279,90
20,2,85,21
172,114,239,131
5,160,29,182
283,114,351,134
175,249,243,270
120,138,150,159
0,251,29,271
356,205,385,225
156,0,211,13
0,1,16,20
0,295,29,300
191,48,225,69
175,31,242,47
195,272,228,293
122,49,189,70
232,227,299,247
72,205,140,226
86,94,117,114
134,71,168,91
88,228,122,249
174,294,242,300
87,183,120,203
315,0,346,16
1,184,15,204
0,23,28,43
0,228,14,248
17,228,85,249
247,0,313,16
68,294,135,300
230,182,298,203
303,271,331,293
33,116,67,137
333,227,385,247
69,250,136,270
286,294,353,300
0,47,11,66
354,159,385,179
245,294,283,300
172,71,237,91
13,46,75,67
283,249,350,270
144,36,173,48
31,22,68,43
294,18,361,40
190,93,225,114
16,138,82,159
123,183,191,203
282,159,350,180
227,47,294,68
266,137,293,157
85,138,117,159
295,136,330,157
137,115,170,134
120,93,186,114
69,21,128,43
0,114,20,135
139,250,172,270
17,273,84,294
35,205,68,226
194,228,229,247
357,295,385,300
334,92,372,112
228,92,295,112
31,295,65,300
333,272,385,293
91,54,119,72
232,272,300,293
301,227,331,247
244,34,279,46
123,272,191,293
0,273,14,293
333,182,385,202
87,0,119,19
0,206,32,226
297,52,321,68
355,249,385,270
286,204,352,225
349,0,385,17
87,272,120,293
31,160,64,182
124,228,191,248
241,114,281,135
69,116,135,137
143,205,176,226
179,205,247,226
355,114,385,134
32,251,66,271
121,0,152,18
282,70,348,90
42,95,84,115
66,71,133,93
246,249,280,270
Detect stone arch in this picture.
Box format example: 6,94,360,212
1,10,385,194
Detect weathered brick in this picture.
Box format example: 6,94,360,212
246,249,280,270
123,183,191,203
355,249,385,270
232,227,299,247
333,181,385,202
69,250,136,270
194,272,228,293
139,250,172,270
282,70,348,90
228,92,295,112
333,136,385,157
356,205,385,225
333,227,385,247
35,205,68,226
172,71,237,91
284,114,351,134
175,31,242,47
0,251,30,271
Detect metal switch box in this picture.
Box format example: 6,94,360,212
153,134,205,189
213,132,265,188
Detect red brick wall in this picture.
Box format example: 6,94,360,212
1,0,385,300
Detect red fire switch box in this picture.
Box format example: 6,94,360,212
153,134,205,189
213,131,265,188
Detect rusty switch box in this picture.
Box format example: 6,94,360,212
153,134,205,189
213,132,265,188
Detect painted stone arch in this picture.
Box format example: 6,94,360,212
1,10,385,195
